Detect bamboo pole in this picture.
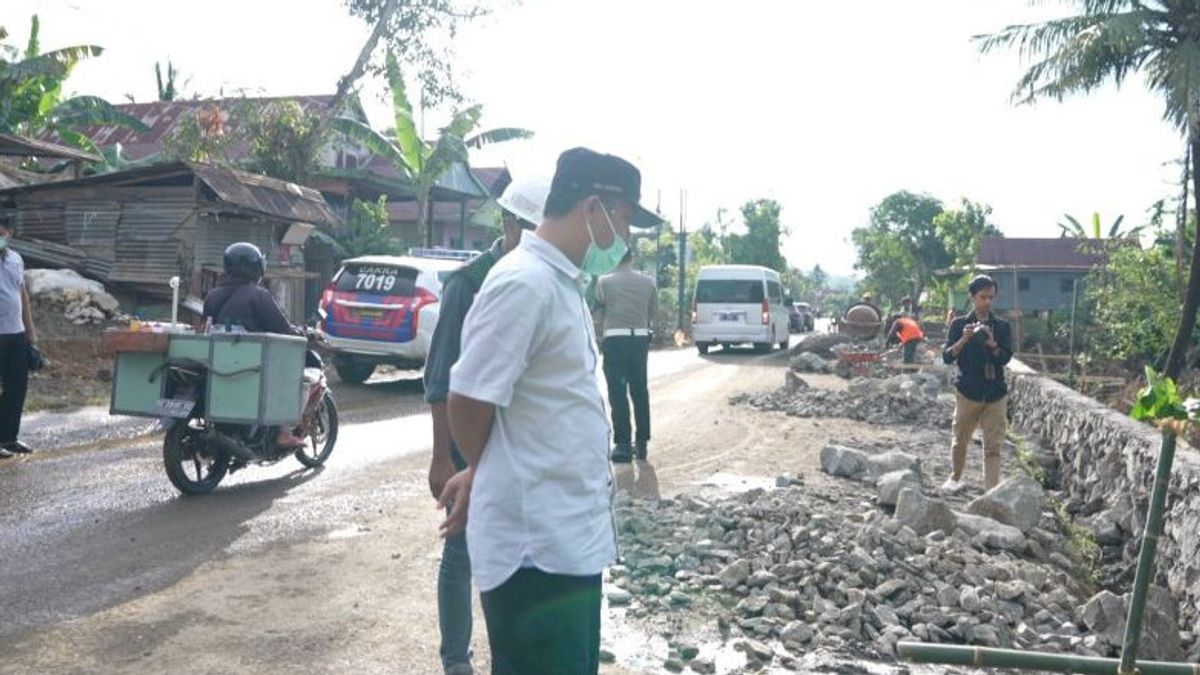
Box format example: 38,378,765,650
1120,430,1179,671
898,642,1199,674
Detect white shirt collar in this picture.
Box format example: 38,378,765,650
523,233,585,284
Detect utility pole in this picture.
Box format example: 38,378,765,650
677,188,688,331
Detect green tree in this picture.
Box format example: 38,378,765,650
155,60,180,101
852,191,945,306
343,0,488,107
1087,242,1179,362
0,15,147,150
725,198,787,271
1057,212,1143,239
937,199,1002,265
977,0,1200,379
342,196,404,257
243,100,326,184
161,104,234,164
332,52,532,247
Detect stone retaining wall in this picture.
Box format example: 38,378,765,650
1007,369,1200,638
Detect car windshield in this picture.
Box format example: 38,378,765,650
695,279,765,304
335,264,419,295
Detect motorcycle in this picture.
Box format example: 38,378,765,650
156,330,338,495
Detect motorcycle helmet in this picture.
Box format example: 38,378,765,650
224,242,265,281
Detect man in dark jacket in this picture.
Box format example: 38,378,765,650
203,242,305,448
422,175,548,675
941,274,1013,493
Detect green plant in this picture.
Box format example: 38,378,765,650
1057,212,1143,239
1008,432,1047,487
161,105,235,164
1054,500,1105,590
1130,366,1200,423
0,15,147,151
331,51,531,247
340,196,403,258
243,100,326,184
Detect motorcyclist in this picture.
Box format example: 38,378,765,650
203,242,306,449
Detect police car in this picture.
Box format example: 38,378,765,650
316,248,476,383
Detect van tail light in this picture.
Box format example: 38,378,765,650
318,283,335,324
762,298,770,325
411,286,439,331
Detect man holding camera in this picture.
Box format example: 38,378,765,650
941,274,1012,493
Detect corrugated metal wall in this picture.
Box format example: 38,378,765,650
111,196,195,284
65,200,119,259
15,200,65,241
196,214,277,268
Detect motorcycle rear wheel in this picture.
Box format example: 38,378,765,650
296,392,338,468
163,421,229,495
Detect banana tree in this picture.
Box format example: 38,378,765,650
0,15,147,154
1056,212,1143,239
331,51,531,247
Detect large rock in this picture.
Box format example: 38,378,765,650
895,488,957,536
954,512,1028,552
790,332,851,359
1079,587,1184,661
790,352,831,373
877,470,922,508
719,559,751,590
967,474,1046,534
865,451,921,481
820,444,869,480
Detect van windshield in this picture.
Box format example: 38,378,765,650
695,279,765,304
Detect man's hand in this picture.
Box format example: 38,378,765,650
979,324,997,347
428,451,456,500
437,468,474,538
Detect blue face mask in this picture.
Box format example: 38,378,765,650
0,237,8,250
580,202,629,277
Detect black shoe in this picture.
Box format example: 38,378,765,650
0,447,12,459
634,441,648,461
610,444,632,464
5,441,33,454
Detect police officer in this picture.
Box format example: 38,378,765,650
595,250,657,463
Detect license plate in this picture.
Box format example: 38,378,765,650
357,309,383,321
153,398,195,419
719,312,741,322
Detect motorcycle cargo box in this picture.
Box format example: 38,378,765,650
110,332,306,425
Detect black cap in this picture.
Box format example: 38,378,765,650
550,147,663,228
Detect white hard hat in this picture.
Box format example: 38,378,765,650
496,175,551,228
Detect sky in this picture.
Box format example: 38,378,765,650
4,0,1189,276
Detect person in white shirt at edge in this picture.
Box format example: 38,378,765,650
437,147,662,675
0,221,37,459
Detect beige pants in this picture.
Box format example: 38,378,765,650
951,392,1008,489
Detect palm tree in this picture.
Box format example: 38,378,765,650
332,51,532,247
0,15,147,153
978,0,1200,380
1056,211,1143,238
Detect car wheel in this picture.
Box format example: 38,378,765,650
334,357,375,384
697,343,709,355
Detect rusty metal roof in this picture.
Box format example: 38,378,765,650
0,161,341,228
190,163,340,228
39,96,348,161
976,237,1133,270
0,133,101,163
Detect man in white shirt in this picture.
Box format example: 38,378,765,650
438,147,661,675
0,222,36,459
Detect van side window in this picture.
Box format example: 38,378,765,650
766,281,783,305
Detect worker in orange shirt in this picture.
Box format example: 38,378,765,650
886,307,925,364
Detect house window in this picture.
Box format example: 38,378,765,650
1017,277,1030,292
336,150,359,170
1060,278,1076,293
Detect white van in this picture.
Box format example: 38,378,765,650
691,265,791,355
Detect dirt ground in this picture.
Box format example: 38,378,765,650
0,351,983,675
